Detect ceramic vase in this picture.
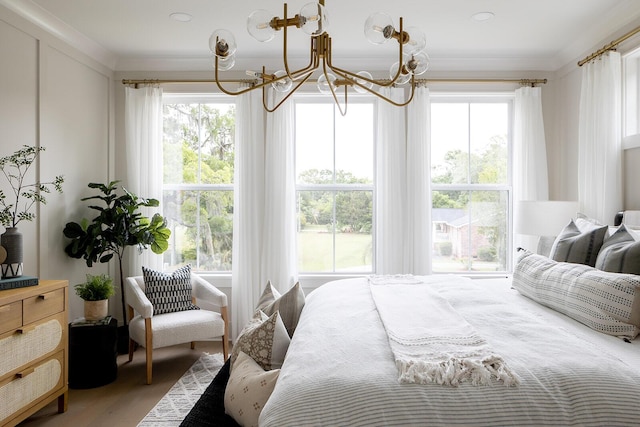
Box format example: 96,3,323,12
1,227,23,279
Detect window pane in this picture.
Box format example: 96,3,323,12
297,190,373,273
431,103,470,184
470,103,508,184
432,190,508,273
335,103,374,184
296,103,334,183
163,189,233,272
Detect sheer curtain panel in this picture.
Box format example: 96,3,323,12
578,52,622,224
232,88,265,339
261,90,298,295
405,86,432,274
124,85,164,275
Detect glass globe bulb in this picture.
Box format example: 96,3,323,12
406,52,430,76
317,72,337,94
300,2,329,36
403,26,426,55
364,12,394,45
389,62,411,85
247,9,276,42
209,29,237,58
212,53,236,71
271,70,293,93
354,71,373,94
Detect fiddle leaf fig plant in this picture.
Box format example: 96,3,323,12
63,181,170,322
0,145,64,228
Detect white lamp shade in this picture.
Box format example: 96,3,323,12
515,200,579,237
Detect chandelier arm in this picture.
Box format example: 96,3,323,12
214,59,259,96
387,17,406,86
322,58,348,116
262,71,314,113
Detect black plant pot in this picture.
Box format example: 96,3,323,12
117,325,130,355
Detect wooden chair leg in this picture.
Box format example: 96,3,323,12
127,305,135,362
191,342,195,349
221,306,230,360
145,318,153,385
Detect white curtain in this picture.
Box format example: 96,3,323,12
578,52,622,224
124,85,164,275
375,87,407,274
261,90,298,295
405,86,432,274
231,88,265,339
514,86,549,202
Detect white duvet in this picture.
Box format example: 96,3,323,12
259,276,640,426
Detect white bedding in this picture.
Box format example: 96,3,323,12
259,276,640,426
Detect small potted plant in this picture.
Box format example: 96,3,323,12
74,273,115,321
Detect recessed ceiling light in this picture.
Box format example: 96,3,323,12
170,12,193,23
471,11,494,22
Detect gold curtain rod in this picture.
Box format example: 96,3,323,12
578,24,640,66
122,78,547,86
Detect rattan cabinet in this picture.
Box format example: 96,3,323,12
0,280,69,427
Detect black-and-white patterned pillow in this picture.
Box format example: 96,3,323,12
142,265,199,315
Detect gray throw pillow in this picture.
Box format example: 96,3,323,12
549,218,607,267
596,225,640,275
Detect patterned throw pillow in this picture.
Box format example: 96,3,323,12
261,282,305,337
513,250,640,338
231,310,290,371
549,218,608,267
225,351,280,427
142,265,199,315
596,225,640,275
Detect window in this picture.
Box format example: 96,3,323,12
162,96,235,272
295,100,375,273
430,98,512,273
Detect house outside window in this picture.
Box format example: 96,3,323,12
162,95,235,272
430,96,512,273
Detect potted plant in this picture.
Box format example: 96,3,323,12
0,145,64,278
75,273,115,321
63,181,170,349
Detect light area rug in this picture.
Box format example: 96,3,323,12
137,352,224,427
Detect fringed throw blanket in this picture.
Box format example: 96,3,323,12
369,275,520,387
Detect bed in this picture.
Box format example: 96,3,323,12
182,228,640,426
258,271,640,426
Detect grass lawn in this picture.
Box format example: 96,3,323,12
298,226,372,272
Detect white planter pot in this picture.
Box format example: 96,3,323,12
84,299,108,321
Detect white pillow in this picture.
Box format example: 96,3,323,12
224,351,279,427
513,250,640,339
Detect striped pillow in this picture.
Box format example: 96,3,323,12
262,282,305,337
513,250,640,338
549,218,607,267
255,281,281,312
596,225,640,275
142,265,199,315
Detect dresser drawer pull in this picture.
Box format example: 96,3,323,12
0,304,10,313
16,367,35,378
38,291,55,300
17,324,37,334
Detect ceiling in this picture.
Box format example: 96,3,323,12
3,0,640,73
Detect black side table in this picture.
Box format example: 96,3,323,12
68,317,118,388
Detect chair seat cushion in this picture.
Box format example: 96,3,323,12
129,309,225,349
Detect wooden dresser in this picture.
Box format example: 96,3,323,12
0,280,68,427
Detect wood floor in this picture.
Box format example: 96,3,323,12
18,341,227,427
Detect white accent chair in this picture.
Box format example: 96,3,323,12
125,273,229,385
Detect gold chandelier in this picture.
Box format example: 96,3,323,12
209,1,429,115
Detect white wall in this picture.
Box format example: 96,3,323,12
0,7,114,321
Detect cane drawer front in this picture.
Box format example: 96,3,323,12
0,301,22,336
0,312,65,378
0,351,64,423
23,288,64,325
